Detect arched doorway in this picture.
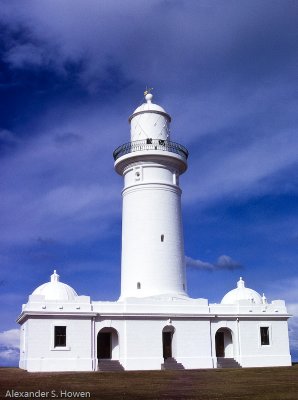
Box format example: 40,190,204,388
97,328,119,360
162,325,175,360
215,328,233,358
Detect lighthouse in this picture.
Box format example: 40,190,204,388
113,92,189,299
17,92,292,372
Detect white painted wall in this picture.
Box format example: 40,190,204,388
173,319,213,369
238,319,292,367
123,319,164,370
21,317,93,372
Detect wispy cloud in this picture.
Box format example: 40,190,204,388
0,329,19,349
1,0,296,91
0,329,20,365
0,106,122,247
264,278,298,305
182,97,298,205
186,255,243,271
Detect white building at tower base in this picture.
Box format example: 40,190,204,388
17,94,291,372
17,273,291,372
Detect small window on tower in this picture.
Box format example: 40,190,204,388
146,138,152,144
137,282,141,289
161,234,164,242
135,171,141,181
54,326,66,347
134,167,141,181
260,327,270,345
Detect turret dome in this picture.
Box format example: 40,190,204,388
221,277,262,305
31,270,78,301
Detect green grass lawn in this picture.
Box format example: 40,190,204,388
1,366,298,400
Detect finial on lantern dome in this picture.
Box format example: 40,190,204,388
144,87,153,103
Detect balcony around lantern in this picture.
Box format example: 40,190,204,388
113,139,189,161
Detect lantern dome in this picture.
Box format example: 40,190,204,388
129,93,171,141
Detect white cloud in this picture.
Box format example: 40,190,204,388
0,104,123,247
1,0,295,92
0,329,20,349
265,278,298,305
263,278,298,355
0,348,19,361
183,122,298,206
0,328,20,364
0,0,296,218
186,255,242,271
288,305,298,354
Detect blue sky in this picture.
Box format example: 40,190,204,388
0,0,297,365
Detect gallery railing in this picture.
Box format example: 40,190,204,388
113,139,189,161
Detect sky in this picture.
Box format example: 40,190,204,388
0,0,297,366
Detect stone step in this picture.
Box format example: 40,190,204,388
217,357,241,369
161,357,185,370
98,360,125,372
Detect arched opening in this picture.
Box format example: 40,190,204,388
215,328,233,358
162,325,175,360
97,328,119,360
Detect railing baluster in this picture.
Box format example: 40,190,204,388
113,139,188,161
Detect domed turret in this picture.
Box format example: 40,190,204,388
221,277,262,305
129,93,171,141
31,270,78,301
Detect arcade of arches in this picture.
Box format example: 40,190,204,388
97,326,235,360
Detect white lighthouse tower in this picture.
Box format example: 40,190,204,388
114,92,189,299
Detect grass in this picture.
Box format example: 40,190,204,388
1,366,298,399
